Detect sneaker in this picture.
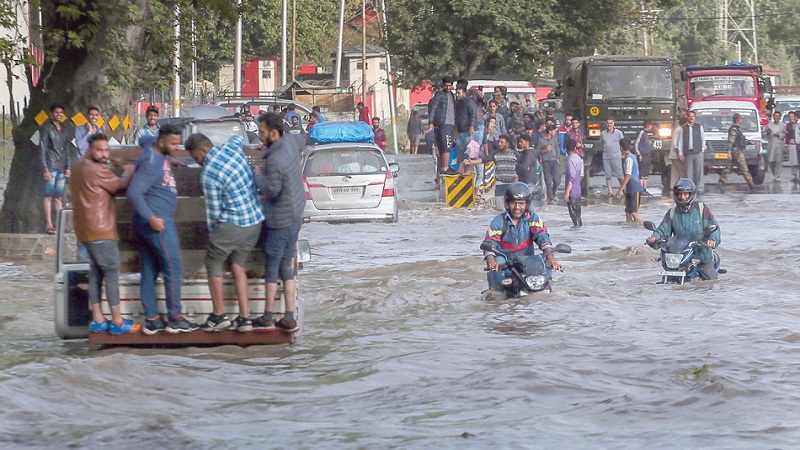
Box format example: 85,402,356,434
199,313,231,332
252,315,277,330
276,317,299,333
166,316,199,334
89,320,110,333
142,317,168,335
109,320,142,335
642,190,653,197
228,316,253,332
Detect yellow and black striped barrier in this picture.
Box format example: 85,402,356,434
481,160,495,194
442,173,475,207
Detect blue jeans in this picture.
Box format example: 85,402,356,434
472,122,485,145
133,218,183,319
44,169,66,198
263,220,302,283
542,160,560,201
456,131,471,165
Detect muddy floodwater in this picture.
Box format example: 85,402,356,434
1,154,800,449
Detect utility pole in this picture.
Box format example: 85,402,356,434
638,3,661,56
281,0,287,86
718,0,758,63
361,0,367,108
172,5,180,118
234,0,242,96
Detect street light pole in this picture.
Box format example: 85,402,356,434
172,5,181,117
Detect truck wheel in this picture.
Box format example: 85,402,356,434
749,165,765,185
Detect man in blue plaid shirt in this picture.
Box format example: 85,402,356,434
186,133,265,332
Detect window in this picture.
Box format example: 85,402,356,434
379,62,387,71
356,62,368,70
262,70,272,79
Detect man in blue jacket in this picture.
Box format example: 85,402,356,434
252,112,305,332
647,178,721,280
127,124,199,334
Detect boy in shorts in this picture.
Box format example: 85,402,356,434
616,138,643,223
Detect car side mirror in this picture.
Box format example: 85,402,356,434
388,162,400,177
554,243,572,254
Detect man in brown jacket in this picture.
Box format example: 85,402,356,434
71,133,140,334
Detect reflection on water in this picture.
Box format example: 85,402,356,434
1,157,800,448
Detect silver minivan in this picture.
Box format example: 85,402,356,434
301,143,399,223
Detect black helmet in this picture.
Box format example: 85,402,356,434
504,182,533,214
673,178,697,209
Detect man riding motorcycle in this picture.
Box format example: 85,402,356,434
646,178,721,280
482,182,561,291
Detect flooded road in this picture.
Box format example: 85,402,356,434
2,154,800,448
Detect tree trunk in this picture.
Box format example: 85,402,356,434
0,3,148,233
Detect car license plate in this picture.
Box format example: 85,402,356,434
330,186,361,195
714,152,729,159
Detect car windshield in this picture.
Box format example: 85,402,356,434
689,75,756,99
189,121,244,145
586,64,674,100
694,108,760,133
776,101,800,122
304,148,387,176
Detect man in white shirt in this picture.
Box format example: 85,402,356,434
676,111,705,192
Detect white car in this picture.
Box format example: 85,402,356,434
301,143,399,223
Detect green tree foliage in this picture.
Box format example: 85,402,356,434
383,0,634,85
196,0,352,84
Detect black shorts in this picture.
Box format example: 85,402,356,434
625,191,640,214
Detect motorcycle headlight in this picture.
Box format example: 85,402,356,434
664,253,683,269
525,275,547,290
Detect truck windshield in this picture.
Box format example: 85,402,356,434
586,65,674,100
694,108,760,133
689,75,756,99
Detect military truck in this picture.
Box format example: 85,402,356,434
562,56,687,191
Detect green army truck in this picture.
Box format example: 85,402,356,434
562,56,687,192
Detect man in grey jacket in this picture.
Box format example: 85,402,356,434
252,112,305,332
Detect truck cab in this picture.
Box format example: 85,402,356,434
691,100,767,184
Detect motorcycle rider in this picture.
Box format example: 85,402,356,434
646,178,721,280
482,182,561,292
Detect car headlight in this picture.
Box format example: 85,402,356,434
658,127,672,138
664,253,683,269
525,275,547,290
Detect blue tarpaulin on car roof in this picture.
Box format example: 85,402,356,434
308,121,374,144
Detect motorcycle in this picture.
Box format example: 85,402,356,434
643,221,726,285
480,242,572,298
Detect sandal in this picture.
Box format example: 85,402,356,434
45,226,55,235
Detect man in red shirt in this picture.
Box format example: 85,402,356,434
372,117,387,151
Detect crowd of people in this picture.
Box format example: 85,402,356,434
420,76,667,226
